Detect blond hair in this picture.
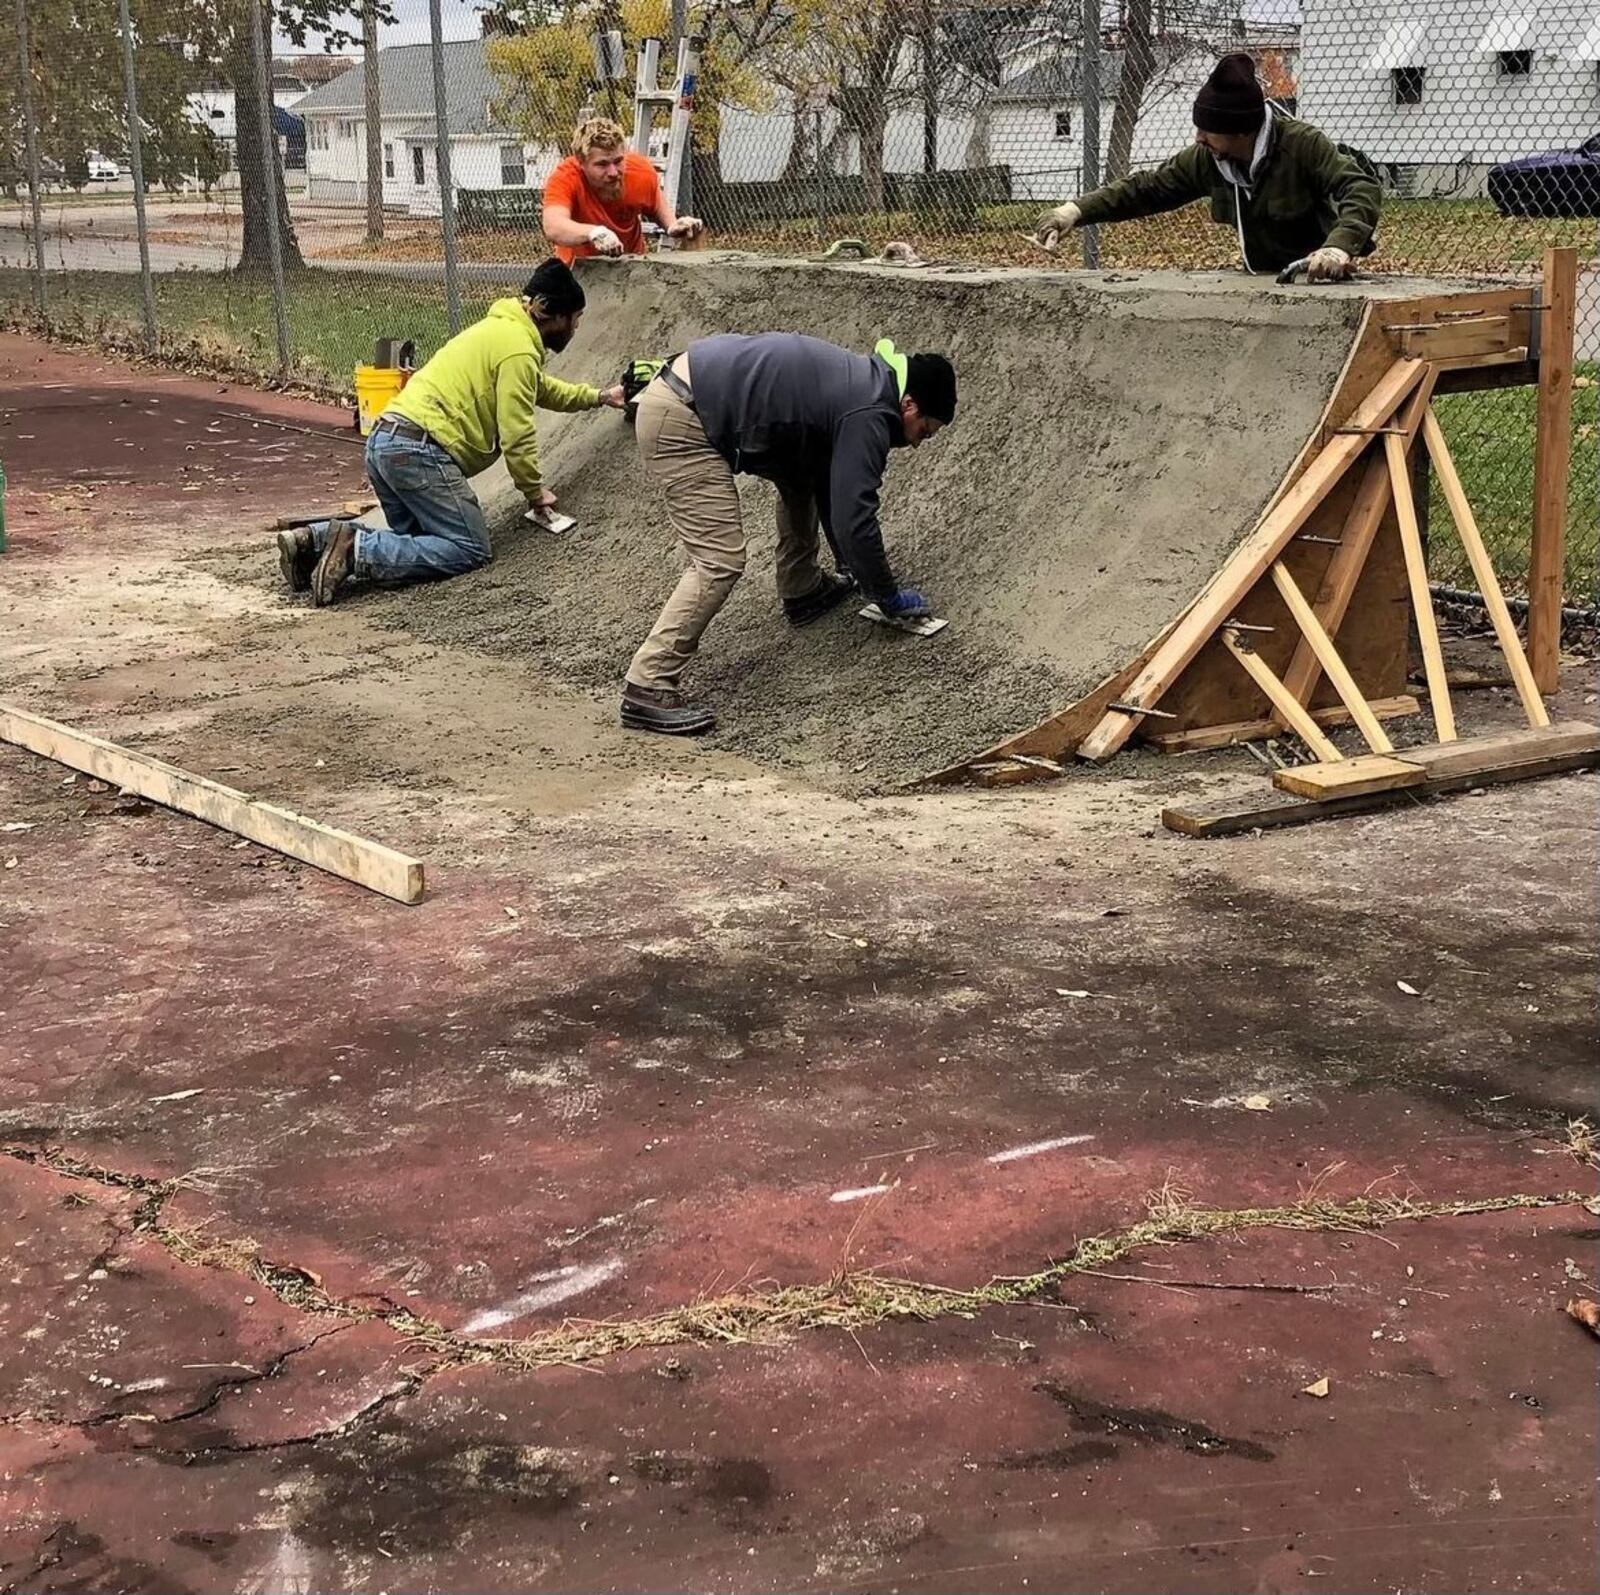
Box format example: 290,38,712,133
572,117,627,159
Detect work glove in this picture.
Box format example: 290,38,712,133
588,224,624,257
881,587,932,619
1304,245,1352,282
1032,201,1082,251
668,216,704,239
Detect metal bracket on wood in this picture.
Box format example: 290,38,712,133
1296,534,1343,545
1105,701,1178,719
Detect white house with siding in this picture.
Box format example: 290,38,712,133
1299,0,1600,195
295,39,556,213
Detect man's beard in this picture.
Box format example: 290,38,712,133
543,324,572,353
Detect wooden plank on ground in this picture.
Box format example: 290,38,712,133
1271,754,1425,800
1529,246,1578,695
1162,721,1600,837
1423,408,1551,728
1393,721,1599,782
1076,359,1426,764
0,703,425,905
1218,631,1342,761
1146,695,1420,754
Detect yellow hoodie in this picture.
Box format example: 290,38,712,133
386,297,601,498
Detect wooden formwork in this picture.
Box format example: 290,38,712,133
933,248,1582,800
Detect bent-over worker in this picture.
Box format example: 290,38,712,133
621,332,957,736
542,117,703,263
1033,53,1381,280
277,259,624,606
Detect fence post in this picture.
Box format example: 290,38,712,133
1079,0,1101,269
248,0,292,377
116,0,158,350
670,0,693,218
13,0,45,319
429,0,461,334
1528,244,1578,694
812,98,826,246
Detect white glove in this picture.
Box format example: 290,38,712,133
1033,201,1082,251
1304,245,1352,282
668,216,703,239
588,224,623,257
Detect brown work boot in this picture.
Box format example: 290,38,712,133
620,682,716,736
310,518,356,608
276,525,318,592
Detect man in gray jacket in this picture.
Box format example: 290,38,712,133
621,332,957,735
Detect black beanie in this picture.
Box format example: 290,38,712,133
906,352,957,424
1193,53,1266,135
523,257,586,317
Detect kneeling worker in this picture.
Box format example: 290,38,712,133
278,259,624,606
622,332,956,736
1034,53,1380,280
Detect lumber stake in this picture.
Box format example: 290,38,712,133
1529,246,1577,694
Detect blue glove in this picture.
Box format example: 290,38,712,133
881,587,932,618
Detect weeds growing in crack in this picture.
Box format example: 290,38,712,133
1564,1117,1599,1169
8,1141,1587,1388
473,1187,1585,1372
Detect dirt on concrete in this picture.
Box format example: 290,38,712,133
353,259,1371,788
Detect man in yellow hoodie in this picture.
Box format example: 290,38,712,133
278,258,624,606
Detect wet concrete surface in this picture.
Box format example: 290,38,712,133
1,335,1597,1593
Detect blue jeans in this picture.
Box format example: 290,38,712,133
315,426,492,585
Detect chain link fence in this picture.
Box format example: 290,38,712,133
2,0,1595,606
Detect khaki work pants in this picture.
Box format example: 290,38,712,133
627,354,828,691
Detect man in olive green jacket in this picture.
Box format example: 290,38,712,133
277,257,624,606
1034,53,1380,279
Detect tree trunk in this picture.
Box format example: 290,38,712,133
363,0,383,242
781,99,811,180
1105,0,1153,183
229,20,304,274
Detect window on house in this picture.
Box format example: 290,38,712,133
1392,65,1425,103
412,146,426,185
1497,48,1532,74
383,141,394,179
1053,109,1072,140
500,143,526,185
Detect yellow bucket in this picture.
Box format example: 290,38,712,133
354,364,409,436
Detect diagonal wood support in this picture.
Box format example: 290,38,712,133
1218,629,1342,762
1077,359,1427,764
1278,368,1439,713
1422,409,1551,729
1269,562,1394,753
1386,429,1457,742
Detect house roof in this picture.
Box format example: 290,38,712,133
996,52,1124,103
994,37,1241,104
293,38,507,135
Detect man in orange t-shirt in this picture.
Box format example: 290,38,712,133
542,116,704,263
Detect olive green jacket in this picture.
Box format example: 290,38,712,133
1074,114,1381,272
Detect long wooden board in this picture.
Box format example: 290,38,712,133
0,703,425,905
1076,358,1426,763
1162,721,1600,837
1146,694,1419,754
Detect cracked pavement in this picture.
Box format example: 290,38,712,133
1,336,1597,1593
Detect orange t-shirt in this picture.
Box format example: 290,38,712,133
543,151,662,263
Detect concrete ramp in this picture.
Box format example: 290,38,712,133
387,257,1381,789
